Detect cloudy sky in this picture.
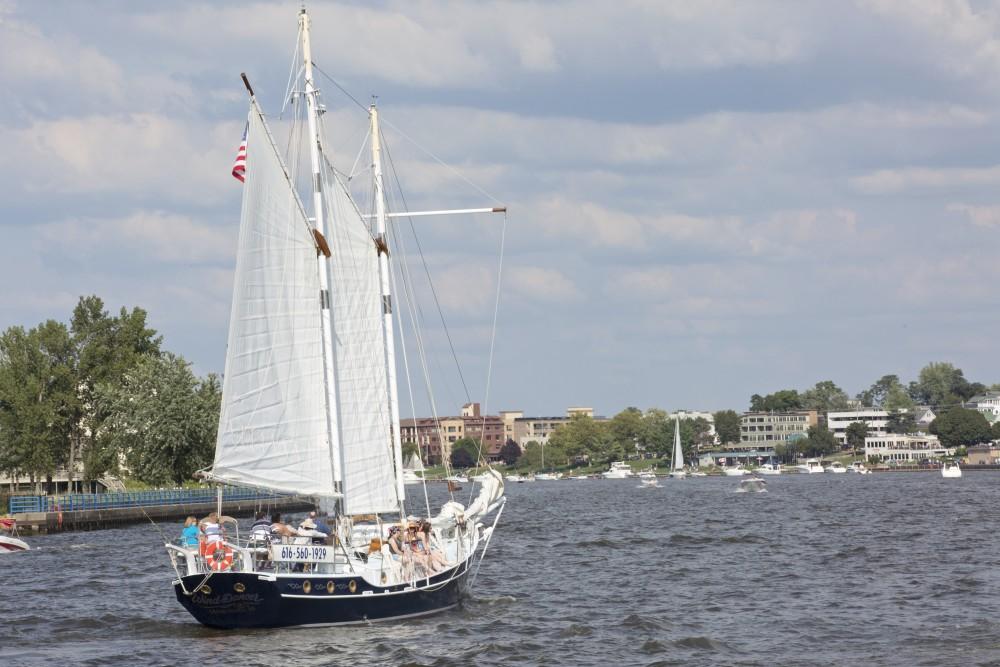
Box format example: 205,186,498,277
2,0,999,418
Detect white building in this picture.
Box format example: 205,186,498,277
827,409,889,446
967,391,1000,424
864,434,949,462
668,410,717,443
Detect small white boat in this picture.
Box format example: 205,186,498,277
824,462,848,474
445,474,469,484
0,519,29,553
506,473,524,483
568,474,590,480
848,462,871,475
722,465,749,477
602,461,634,479
737,477,767,493
797,459,825,474
757,463,782,475
535,472,562,481
639,477,661,488
941,462,962,478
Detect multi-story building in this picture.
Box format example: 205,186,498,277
508,407,599,447
967,391,1000,424
668,410,717,445
864,434,948,462
827,409,889,447
740,410,818,446
399,402,505,465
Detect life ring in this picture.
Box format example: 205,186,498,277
204,542,234,572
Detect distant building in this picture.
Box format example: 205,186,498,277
507,407,602,447
399,402,505,465
966,391,1000,424
967,445,1000,465
827,409,889,447
864,434,948,462
668,410,718,445
739,410,818,446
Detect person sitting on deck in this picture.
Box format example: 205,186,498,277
200,512,224,546
249,512,272,543
180,516,200,548
310,512,333,544
386,525,413,576
297,518,328,545
419,519,449,572
269,513,298,541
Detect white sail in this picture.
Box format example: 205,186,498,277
672,416,684,472
323,167,400,515
211,106,337,497
404,452,425,472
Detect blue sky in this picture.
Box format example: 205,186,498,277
1,0,999,418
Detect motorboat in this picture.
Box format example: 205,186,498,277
796,459,825,474
505,473,524,483
602,461,634,479
848,462,871,475
941,462,962,478
535,472,562,481
756,463,782,475
639,477,661,488
688,470,708,477
722,465,749,477
824,462,848,474
0,519,29,553
737,477,767,493
637,469,657,480
445,474,469,484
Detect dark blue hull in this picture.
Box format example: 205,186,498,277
173,562,470,628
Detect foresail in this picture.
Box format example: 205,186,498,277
324,168,399,515
212,107,336,497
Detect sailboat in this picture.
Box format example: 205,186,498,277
402,453,425,486
166,8,505,628
669,415,687,479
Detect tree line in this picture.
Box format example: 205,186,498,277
0,296,220,490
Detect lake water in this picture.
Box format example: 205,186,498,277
3,472,1000,666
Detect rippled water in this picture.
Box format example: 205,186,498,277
3,473,1000,666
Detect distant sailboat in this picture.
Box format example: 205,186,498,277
402,452,425,485
669,415,687,479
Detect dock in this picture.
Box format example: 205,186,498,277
7,488,315,533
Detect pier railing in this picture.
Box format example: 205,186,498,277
8,487,288,514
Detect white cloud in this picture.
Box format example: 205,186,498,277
949,202,1000,228
38,211,234,264
506,266,582,303
852,165,1000,194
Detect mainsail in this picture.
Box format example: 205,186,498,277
211,106,336,497
323,166,399,515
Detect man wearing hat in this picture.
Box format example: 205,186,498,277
298,517,328,545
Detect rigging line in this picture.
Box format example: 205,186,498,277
381,127,472,404
468,209,507,505
348,129,371,181
390,197,454,494
388,225,433,519
279,24,304,119
378,114,502,206
311,62,370,114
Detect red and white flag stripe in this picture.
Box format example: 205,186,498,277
232,123,248,182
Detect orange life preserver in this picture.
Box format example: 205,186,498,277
204,541,234,572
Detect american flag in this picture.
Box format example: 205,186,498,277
231,124,248,182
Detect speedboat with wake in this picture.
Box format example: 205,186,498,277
0,518,29,553
941,462,962,478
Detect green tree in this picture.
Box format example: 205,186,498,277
801,380,850,412
498,439,521,466
609,407,644,453
713,410,740,445
401,442,419,461
0,322,76,490
70,296,161,483
858,374,903,408
548,414,613,461
450,447,474,469
642,409,672,456
750,390,802,412
909,362,975,408
992,421,1000,441
519,441,543,468
95,353,217,485
844,421,868,453
929,407,993,449
885,410,916,434
450,437,482,466
797,425,838,458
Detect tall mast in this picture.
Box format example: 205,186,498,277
300,8,343,493
370,104,406,512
